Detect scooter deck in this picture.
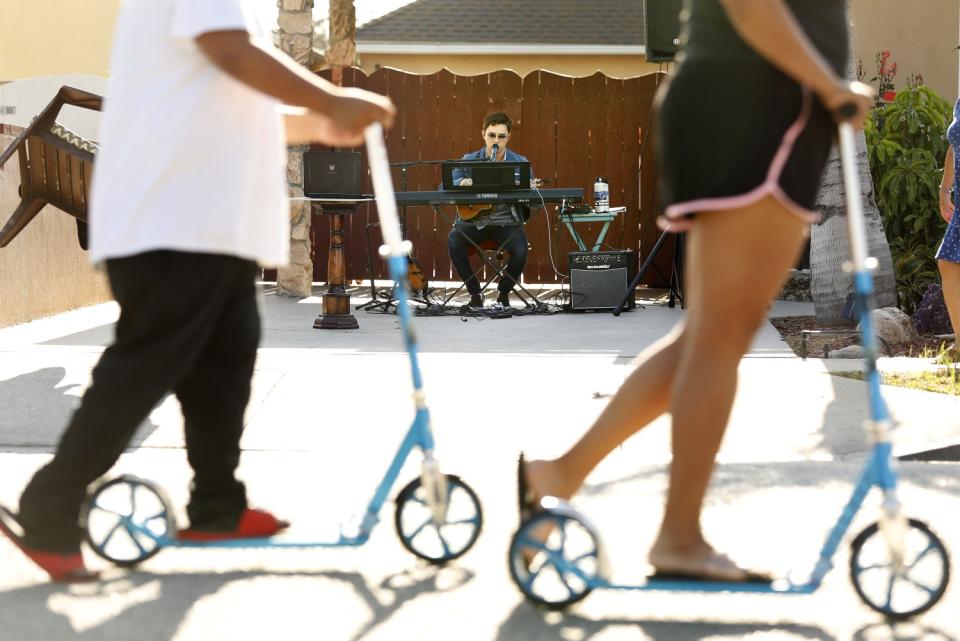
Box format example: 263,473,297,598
595,574,815,595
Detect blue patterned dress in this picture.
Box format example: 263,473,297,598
936,98,960,263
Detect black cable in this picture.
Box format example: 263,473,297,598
532,182,568,281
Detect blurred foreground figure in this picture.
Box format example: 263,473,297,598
0,0,394,581
518,0,873,581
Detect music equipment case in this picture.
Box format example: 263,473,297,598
568,250,637,311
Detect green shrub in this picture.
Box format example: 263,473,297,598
865,83,952,314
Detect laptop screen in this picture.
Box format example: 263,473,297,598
441,160,531,191
303,151,363,198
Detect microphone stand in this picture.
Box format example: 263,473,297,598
357,158,455,313
612,228,685,316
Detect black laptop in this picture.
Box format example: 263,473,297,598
441,160,532,191
303,151,372,199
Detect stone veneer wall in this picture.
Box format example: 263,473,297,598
275,0,314,297
0,126,111,328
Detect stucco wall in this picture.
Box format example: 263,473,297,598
851,0,959,101
0,130,111,328
357,53,662,79
0,0,120,81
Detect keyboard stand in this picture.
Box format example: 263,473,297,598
433,205,544,310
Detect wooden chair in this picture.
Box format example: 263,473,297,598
0,86,102,249
467,239,507,280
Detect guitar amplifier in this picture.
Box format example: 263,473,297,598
568,250,637,311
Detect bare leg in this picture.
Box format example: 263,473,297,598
524,324,686,501
525,195,808,578
937,260,960,357
649,197,807,576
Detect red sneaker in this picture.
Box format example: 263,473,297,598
177,508,290,542
0,505,98,583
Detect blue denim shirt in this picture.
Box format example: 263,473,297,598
450,147,536,227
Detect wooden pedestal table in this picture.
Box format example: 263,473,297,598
304,197,372,330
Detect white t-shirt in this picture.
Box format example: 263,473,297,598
89,0,289,267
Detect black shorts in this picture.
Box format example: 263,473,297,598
655,59,836,231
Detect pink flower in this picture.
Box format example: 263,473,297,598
883,90,897,102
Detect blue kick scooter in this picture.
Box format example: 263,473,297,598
507,120,951,619
80,124,482,569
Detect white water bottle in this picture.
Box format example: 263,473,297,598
593,177,609,212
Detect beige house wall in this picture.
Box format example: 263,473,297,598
357,53,662,78
0,0,120,82
0,132,111,329
851,0,959,101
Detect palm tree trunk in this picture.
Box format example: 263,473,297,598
810,135,897,324
327,0,357,72
810,1,896,324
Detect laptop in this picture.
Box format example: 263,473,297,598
303,151,372,199
441,160,531,191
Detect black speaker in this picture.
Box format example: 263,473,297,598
643,0,683,63
568,251,637,311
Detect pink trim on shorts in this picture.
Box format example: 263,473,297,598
660,87,822,233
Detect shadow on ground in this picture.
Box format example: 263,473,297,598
495,602,957,641
0,367,159,449
0,565,473,641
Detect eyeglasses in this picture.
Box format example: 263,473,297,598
485,132,509,140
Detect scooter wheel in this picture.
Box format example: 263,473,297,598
81,475,174,567
394,474,482,565
508,508,600,609
849,518,950,620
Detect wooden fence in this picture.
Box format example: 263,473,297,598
306,67,674,287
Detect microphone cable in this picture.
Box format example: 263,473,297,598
532,180,568,282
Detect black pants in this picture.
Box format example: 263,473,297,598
19,251,260,552
447,224,528,296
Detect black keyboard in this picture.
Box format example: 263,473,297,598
394,188,583,206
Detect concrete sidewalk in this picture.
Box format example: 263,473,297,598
0,287,957,641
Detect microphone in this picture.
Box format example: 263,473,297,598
490,143,499,161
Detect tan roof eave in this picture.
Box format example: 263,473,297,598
356,43,646,55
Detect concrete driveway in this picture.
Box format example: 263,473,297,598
0,287,957,641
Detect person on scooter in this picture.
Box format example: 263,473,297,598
0,0,394,582
518,0,873,582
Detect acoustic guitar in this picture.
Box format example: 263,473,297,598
454,178,547,221
455,203,495,221
407,256,428,297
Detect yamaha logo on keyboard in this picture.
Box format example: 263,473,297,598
477,192,500,198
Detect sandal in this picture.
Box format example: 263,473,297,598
0,505,98,583
649,550,772,584
178,507,290,542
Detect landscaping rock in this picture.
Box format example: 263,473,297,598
860,307,919,346
911,283,953,335
777,268,812,302
828,345,864,359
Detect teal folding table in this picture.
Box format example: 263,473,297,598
558,206,627,252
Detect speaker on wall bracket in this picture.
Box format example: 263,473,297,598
643,0,683,63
